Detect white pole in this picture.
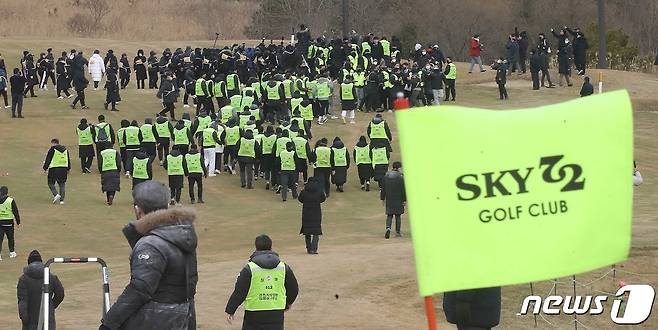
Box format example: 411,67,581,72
598,72,603,94
42,266,50,330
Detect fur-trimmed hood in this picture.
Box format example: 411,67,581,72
123,208,197,252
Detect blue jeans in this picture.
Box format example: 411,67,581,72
469,56,484,72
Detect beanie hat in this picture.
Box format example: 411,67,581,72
28,250,42,264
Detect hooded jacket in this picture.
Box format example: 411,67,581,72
225,250,299,330
380,169,406,215
102,208,198,330
42,145,72,171
0,194,21,224
235,130,262,164
17,262,65,330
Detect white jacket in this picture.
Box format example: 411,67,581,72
88,54,105,82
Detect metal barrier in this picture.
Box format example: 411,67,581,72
37,257,111,330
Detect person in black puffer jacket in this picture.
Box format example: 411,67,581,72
298,177,326,254
17,250,65,330
443,287,501,330
100,181,198,330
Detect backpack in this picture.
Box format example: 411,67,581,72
96,124,109,142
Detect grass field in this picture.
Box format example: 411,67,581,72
1,38,658,329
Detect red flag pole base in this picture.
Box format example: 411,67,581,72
424,296,438,330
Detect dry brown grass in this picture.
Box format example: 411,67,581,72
0,0,256,40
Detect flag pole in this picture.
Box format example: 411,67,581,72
424,296,438,330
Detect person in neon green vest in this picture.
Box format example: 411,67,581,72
98,147,121,206
0,186,21,260
140,118,158,162
163,148,184,205
340,77,357,124
42,138,70,205
260,126,277,191
381,161,406,239
292,130,312,184
371,140,391,190
311,138,332,197
443,57,457,101
76,118,96,174
122,120,143,177
353,136,373,191
183,144,207,204
225,235,298,329
154,114,174,166
314,72,333,125
131,150,152,189
330,137,350,192
366,114,393,152
172,119,193,155
219,118,242,175
235,129,261,189
117,119,130,170
279,141,299,202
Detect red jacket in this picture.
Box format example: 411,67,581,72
469,38,481,57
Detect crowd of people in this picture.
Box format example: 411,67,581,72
0,23,607,330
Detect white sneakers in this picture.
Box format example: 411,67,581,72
57,96,64,99
53,194,61,204
183,104,190,108
9,251,17,258
125,171,131,177
59,201,65,205
349,120,355,124
214,169,221,175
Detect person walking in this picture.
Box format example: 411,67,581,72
76,118,96,173
491,58,509,100
133,50,147,89
354,136,373,191
157,74,178,120
18,250,65,329
88,50,105,90
468,35,486,73
381,162,406,239
43,139,70,205
371,141,390,189
183,144,206,204
260,126,277,190
225,235,299,330
103,69,120,111
164,149,185,205
98,147,121,206
122,120,142,176
99,181,198,330
70,70,89,109
312,138,332,198
0,186,20,260
154,114,173,166
0,67,9,109
529,50,541,90
298,177,326,254
9,68,26,118
94,115,115,153
131,150,152,189
236,129,261,189
200,122,222,177
140,118,157,161
443,57,457,101
567,28,588,75
279,142,299,202
330,137,350,192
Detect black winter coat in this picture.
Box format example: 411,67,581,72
17,262,65,330
492,62,508,84
225,250,299,330
102,208,198,330
298,179,326,235
443,287,501,329
380,170,405,215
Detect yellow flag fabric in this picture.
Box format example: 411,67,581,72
396,91,634,296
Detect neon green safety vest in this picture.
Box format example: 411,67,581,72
261,135,277,154
239,114,251,128
173,127,189,145
167,154,184,175
361,41,371,55
226,74,239,91
220,106,234,123
95,123,113,143
205,80,214,97
306,80,317,98
341,83,355,101
275,137,291,157
382,71,393,89
372,147,389,166
315,146,331,168
354,72,366,87
280,150,296,171
101,149,118,171
316,81,330,99
230,95,243,110
446,63,457,80
354,145,371,165
124,126,140,146
242,86,255,98
295,78,307,97
249,108,261,121
195,78,205,96
140,124,156,143
155,121,171,138
202,128,216,147
49,149,69,168
77,126,93,146
238,137,256,158
380,39,391,56
185,153,203,174
299,104,313,121
288,129,298,139
282,79,293,99
266,82,281,101
183,119,192,129
196,116,212,135
250,82,261,99
244,261,287,311
225,126,240,146
117,128,126,148
332,147,347,167
293,136,307,159
291,118,305,135
0,197,15,220
369,121,388,140
241,96,255,111
213,81,225,98
244,124,256,136
132,157,150,179
290,98,302,112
